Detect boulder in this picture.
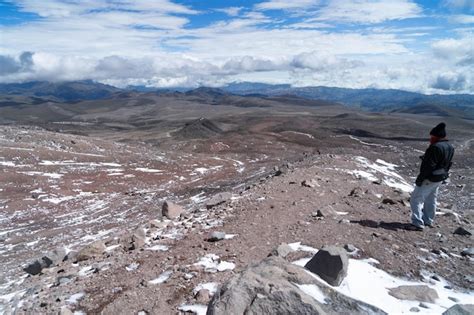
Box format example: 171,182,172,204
206,231,226,242
207,256,385,315
344,244,357,253
304,246,348,286
23,247,68,275
121,228,146,251
206,192,232,210
442,304,474,315
76,241,106,262
388,285,439,303
453,227,472,236
268,243,294,258
195,289,211,304
162,201,184,219
314,206,337,218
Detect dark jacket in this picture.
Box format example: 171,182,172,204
416,139,454,185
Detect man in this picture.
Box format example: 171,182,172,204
410,122,454,231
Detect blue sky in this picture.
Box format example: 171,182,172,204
0,0,473,93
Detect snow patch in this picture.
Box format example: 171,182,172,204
193,282,219,296
296,284,327,304
194,254,235,273
149,270,173,285
66,292,85,304
135,167,163,173
178,304,207,315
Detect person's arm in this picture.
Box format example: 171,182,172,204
416,146,440,185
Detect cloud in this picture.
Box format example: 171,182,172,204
431,73,467,91
442,0,474,11
290,52,364,71
313,0,422,24
255,0,318,11
0,51,34,75
216,7,244,17
432,37,474,65
448,14,474,23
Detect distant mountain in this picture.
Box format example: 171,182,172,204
0,80,121,102
223,82,474,119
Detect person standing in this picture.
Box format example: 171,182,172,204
410,123,455,231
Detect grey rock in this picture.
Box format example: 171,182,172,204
206,192,232,210
460,247,474,257
304,246,348,286
388,285,439,303
344,244,357,253
121,228,146,251
453,227,472,236
419,302,429,309
269,243,294,258
410,307,420,312
207,256,386,315
301,179,318,188
195,289,211,304
23,260,45,275
442,304,474,315
162,201,184,219
76,240,106,262
448,297,460,303
206,231,226,242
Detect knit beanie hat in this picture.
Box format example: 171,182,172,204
430,122,446,138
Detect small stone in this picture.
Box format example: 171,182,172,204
460,247,474,257
269,243,293,258
419,302,429,309
343,244,356,253
388,285,439,303
453,227,472,236
410,307,420,312
448,297,460,303
301,179,318,188
206,231,226,242
382,198,396,205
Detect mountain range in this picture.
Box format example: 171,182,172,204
0,80,473,119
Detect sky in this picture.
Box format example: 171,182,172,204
0,0,473,94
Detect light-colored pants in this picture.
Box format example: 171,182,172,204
410,180,442,228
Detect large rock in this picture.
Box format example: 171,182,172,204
162,201,184,219
206,192,232,210
207,256,385,315
23,248,67,275
388,285,439,303
442,304,474,315
75,241,106,262
304,246,348,286
121,228,146,251
269,243,294,258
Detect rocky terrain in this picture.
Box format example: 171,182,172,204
0,91,473,314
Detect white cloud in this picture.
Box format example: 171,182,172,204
431,72,467,91
432,37,474,65
449,14,474,23
442,0,474,11
313,0,422,24
216,7,244,17
255,0,319,11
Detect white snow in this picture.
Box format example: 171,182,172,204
190,192,207,204
293,257,474,314
193,167,209,175
296,284,327,304
285,131,315,139
126,263,140,271
288,242,318,254
145,245,169,251
224,234,236,240
353,156,413,193
149,270,173,285
0,161,16,167
193,282,219,296
135,167,163,173
42,195,75,204
349,170,378,182
178,304,207,315
66,292,85,304
194,254,236,273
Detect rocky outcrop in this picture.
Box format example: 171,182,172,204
304,246,348,286
206,192,232,210
121,228,146,251
442,304,474,315
388,285,439,303
23,248,67,275
75,241,106,262
162,201,184,219
268,243,293,258
207,256,386,315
